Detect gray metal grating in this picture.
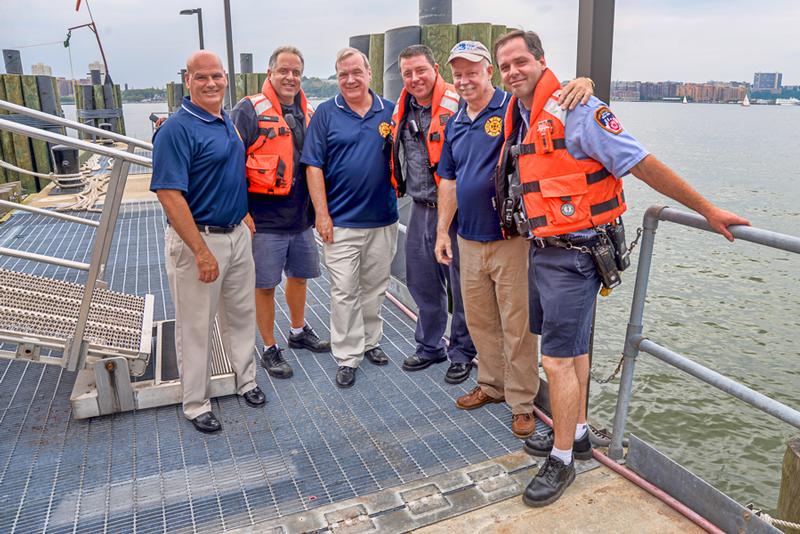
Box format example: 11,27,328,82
0,201,548,533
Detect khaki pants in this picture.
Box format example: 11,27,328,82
165,223,258,420
458,235,539,414
323,223,398,368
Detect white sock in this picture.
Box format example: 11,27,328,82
265,344,278,351
290,325,305,335
550,446,573,465
575,423,588,440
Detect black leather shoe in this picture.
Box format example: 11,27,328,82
402,353,446,371
242,386,266,407
523,428,593,461
444,362,473,384
261,345,293,379
522,455,576,507
191,411,222,434
336,366,356,388
364,347,388,366
288,325,331,353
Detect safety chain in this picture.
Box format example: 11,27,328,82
746,504,800,532
590,353,625,384
624,226,643,259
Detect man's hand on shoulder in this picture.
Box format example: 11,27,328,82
194,247,220,283
703,206,751,242
559,77,594,110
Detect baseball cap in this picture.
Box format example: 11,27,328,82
447,40,492,64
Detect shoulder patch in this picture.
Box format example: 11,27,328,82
594,106,623,135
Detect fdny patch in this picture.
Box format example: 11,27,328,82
484,116,502,137
378,121,391,138
594,106,623,135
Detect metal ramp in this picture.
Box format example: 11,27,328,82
0,100,242,420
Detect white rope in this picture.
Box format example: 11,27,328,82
759,512,800,531
0,158,83,179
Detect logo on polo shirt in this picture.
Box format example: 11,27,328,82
484,116,502,137
378,121,391,138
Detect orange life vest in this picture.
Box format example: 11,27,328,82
496,68,626,238
244,80,312,196
390,75,460,196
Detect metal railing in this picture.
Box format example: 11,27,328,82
0,101,154,372
608,205,800,460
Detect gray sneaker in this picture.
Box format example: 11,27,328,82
288,325,331,353
261,345,293,378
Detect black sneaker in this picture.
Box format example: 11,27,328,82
523,428,593,461
288,325,331,353
261,345,293,379
522,455,576,507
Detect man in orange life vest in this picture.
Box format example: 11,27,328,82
231,46,331,381
493,29,750,507
389,45,477,384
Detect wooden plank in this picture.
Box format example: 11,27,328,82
92,84,105,132
490,25,508,87
114,84,126,136
246,73,259,97
421,24,458,84
369,33,385,95
3,74,36,193
0,78,10,183
235,73,246,104
51,77,64,116
777,437,800,532
22,75,51,179
257,72,268,93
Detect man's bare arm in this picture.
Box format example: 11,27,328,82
156,189,219,282
630,155,750,241
434,179,458,265
306,166,333,243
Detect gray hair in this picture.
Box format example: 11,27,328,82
268,45,305,71
335,47,370,72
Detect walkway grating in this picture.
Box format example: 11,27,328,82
0,201,545,533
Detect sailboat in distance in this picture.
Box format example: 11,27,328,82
742,94,751,107
682,96,688,104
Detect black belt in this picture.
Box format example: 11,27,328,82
532,235,597,249
413,199,438,208
196,223,238,234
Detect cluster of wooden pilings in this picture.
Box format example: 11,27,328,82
166,73,268,113
74,81,126,140
0,74,63,193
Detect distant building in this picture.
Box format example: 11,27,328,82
88,60,105,74
56,78,74,97
753,72,782,93
31,63,52,76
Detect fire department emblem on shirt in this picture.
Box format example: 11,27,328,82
378,121,391,138
484,116,502,137
594,106,623,134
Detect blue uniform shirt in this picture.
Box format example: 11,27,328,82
438,87,509,242
231,96,313,234
151,96,247,227
300,90,399,228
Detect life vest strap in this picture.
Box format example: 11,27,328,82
527,215,548,230
590,196,620,216
511,138,566,157
586,168,612,184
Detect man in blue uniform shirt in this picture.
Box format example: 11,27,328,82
151,50,266,434
231,45,330,382
301,47,399,388
494,29,749,507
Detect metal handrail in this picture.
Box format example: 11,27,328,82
0,117,152,167
608,206,800,460
0,98,153,150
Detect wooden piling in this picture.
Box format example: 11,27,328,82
777,436,800,533
235,73,246,104
369,33,385,95
92,84,105,131
246,73,259,98
0,79,12,183
22,75,51,178
2,74,36,193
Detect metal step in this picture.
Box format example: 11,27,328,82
70,319,239,419
0,267,154,365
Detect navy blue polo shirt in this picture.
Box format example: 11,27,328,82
151,96,247,227
438,87,510,242
231,96,313,234
300,90,399,228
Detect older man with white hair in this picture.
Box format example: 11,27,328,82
301,48,398,388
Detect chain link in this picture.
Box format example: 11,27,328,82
625,226,643,257
590,353,625,384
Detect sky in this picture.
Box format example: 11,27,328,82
1,0,798,88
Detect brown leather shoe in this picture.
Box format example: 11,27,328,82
512,413,536,438
456,386,504,410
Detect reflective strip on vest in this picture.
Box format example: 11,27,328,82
440,96,459,114
248,94,273,116
542,97,566,125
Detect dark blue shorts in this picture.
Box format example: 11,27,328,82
528,243,601,357
252,227,320,289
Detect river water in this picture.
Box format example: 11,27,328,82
64,100,799,511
